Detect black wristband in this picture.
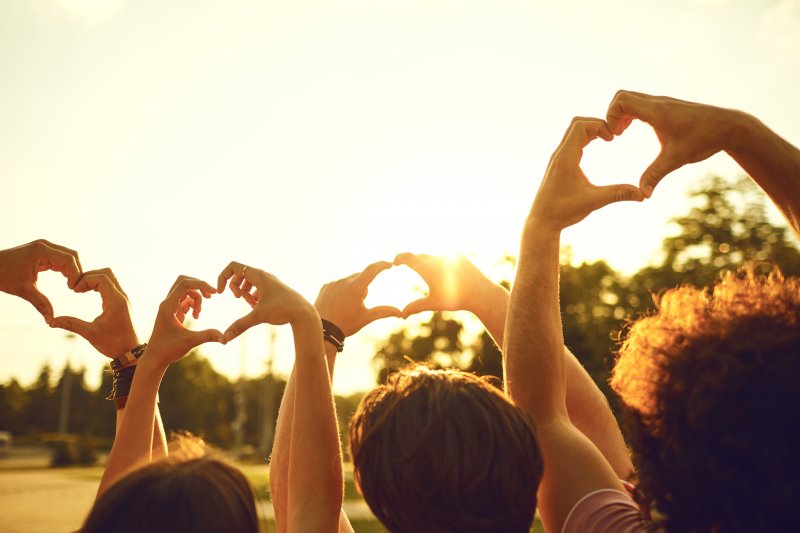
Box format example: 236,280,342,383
107,365,136,402
110,343,148,371
321,319,345,353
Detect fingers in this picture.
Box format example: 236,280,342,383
187,328,226,346
606,90,657,136
639,152,680,198
217,261,249,293
35,241,82,289
592,184,645,209
50,315,93,338
74,270,127,310
401,297,436,318
165,276,216,309
223,309,261,342
561,118,613,155
366,305,403,322
18,286,54,323
354,261,393,289
178,290,203,320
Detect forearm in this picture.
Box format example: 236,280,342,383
470,283,510,347
152,408,168,459
113,405,168,461
287,317,343,531
271,340,339,532
564,350,633,479
471,281,631,476
726,112,800,235
97,356,166,497
504,221,566,422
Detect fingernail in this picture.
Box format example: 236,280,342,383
643,184,653,197
224,331,235,342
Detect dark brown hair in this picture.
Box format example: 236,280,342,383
612,268,800,532
349,364,543,533
82,435,259,533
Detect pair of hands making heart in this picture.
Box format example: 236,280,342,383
530,90,748,230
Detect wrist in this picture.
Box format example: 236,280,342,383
466,281,509,319
523,216,562,241
721,109,758,155
137,346,172,374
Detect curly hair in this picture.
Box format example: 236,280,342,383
349,364,543,533
612,268,800,532
82,434,259,533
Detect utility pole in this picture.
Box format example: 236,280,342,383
58,333,76,437
233,331,248,458
259,327,277,457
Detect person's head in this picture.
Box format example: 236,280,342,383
82,434,258,533
349,364,543,533
612,268,800,532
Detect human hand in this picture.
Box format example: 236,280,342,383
49,269,140,358
529,117,644,232
218,261,319,341
144,276,225,367
606,90,741,198
0,239,82,323
313,261,402,337
393,252,502,318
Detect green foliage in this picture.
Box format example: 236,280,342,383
2,174,799,455
371,176,800,408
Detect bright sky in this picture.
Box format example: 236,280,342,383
1,0,799,395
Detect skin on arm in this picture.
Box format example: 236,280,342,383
504,117,644,532
394,252,634,479
607,90,800,235
258,261,400,533
95,275,225,497
49,269,168,461
0,239,82,323
220,261,362,532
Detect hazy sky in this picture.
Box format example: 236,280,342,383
1,0,799,394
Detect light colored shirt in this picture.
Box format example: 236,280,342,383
562,488,661,533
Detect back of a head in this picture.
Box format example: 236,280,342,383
349,365,543,533
612,268,800,532
82,436,259,533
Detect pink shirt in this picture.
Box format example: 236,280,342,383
562,488,661,533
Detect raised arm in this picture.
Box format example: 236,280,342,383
505,117,644,532
394,252,633,479
96,275,224,497
262,261,400,533
607,90,800,235
49,269,168,460
221,262,386,532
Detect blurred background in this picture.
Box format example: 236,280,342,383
1,0,799,531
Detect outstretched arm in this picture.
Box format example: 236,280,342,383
505,117,644,532
607,90,800,235
263,262,400,533
394,252,633,479
221,262,395,532
49,269,168,460
96,276,225,497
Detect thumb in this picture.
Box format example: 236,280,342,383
190,328,226,346
19,286,54,323
591,184,645,212
639,151,678,198
366,306,403,323
224,310,260,342
401,297,436,318
50,316,94,338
